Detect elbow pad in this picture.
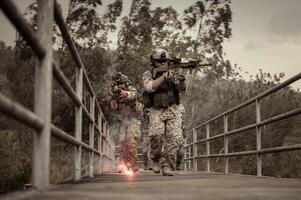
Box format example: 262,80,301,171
146,81,155,93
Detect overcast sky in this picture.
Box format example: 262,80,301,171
0,0,300,88
223,0,301,90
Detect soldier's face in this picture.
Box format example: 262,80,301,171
154,60,168,68
117,81,126,89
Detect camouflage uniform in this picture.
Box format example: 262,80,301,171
176,104,186,169
112,78,142,172
142,71,184,170
142,136,150,169
119,117,141,145
117,86,142,144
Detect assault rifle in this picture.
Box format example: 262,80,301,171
111,85,125,103
152,58,212,78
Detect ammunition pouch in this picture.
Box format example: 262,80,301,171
143,90,178,108
153,91,176,108
142,91,152,108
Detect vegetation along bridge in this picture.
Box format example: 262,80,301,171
0,0,300,199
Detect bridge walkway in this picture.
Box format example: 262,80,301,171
2,171,301,200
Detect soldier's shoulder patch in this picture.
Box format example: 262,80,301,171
142,70,152,79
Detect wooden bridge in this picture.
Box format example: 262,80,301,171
0,0,301,199
1,171,301,200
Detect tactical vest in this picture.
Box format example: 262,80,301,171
143,70,180,108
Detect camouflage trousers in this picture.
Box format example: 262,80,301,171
176,144,184,169
119,118,141,144
148,104,184,170
119,118,141,172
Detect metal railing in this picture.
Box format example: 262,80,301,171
184,72,301,176
0,0,115,190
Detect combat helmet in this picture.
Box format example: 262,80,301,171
150,49,170,66
112,72,130,86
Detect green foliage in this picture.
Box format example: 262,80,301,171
0,130,32,190
117,0,153,89
0,41,14,74
66,0,123,48
116,0,234,94
183,0,233,78
117,0,185,90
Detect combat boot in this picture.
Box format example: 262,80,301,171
162,167,174,176
176,161,181,170
152,161,160,173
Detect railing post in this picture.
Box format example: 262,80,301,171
256,99,262,176
206,123,210,172
103,124,107,171
97,114,102,174
74,66,83,180
33,0,53,190
188,144,191,170
110,130,115,169
193,128,198,171
107,128,111,169
184,137,187,171
89,95,95,177
224,115,229,174
110,130,115,167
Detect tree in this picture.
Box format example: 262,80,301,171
66,0,122,49
117,0,183,90
117,0,153,89
183,0,233,78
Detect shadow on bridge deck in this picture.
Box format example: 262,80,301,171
2,171,301,200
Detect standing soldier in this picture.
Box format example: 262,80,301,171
111,72,142,173
142,49,186,176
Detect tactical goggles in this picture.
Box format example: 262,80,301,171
116,81,125,85
156,59,168,64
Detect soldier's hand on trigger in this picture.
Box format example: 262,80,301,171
119,89,128,99
162,71,173,80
